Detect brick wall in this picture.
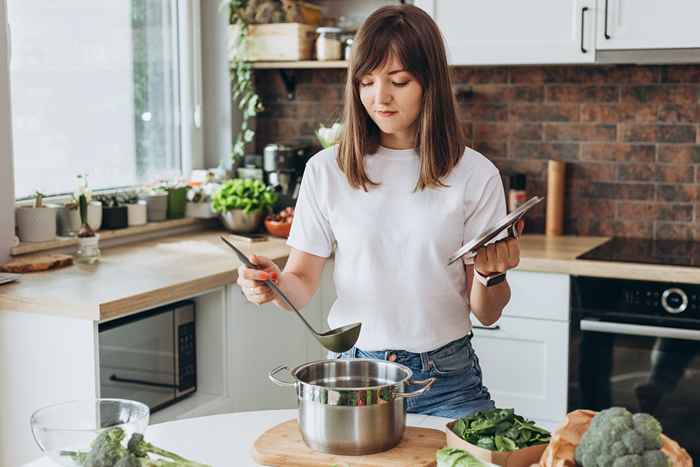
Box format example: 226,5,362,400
253,65,700,239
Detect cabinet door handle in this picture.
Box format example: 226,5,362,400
604,0,611,39
580,7,589,53
474,325,501,331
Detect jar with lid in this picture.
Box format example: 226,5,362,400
315,27,343,61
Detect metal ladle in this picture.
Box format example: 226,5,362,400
221,236,361,353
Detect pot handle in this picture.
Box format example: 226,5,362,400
268,365,296,387
395,377,436,399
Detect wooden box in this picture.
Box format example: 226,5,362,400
246,23,316,61
445,420,547,467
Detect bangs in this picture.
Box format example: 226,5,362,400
351,18,429,88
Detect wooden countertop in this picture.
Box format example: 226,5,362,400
0,230,291,322
3,231,700,322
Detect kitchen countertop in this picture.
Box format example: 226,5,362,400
3,230,700,322
21,409,455,467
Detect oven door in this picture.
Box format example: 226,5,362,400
569,318,700,461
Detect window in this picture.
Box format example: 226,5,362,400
8,0,187,199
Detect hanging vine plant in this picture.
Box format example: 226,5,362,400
226,0,264,165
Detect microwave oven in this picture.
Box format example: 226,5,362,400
98,300,197,412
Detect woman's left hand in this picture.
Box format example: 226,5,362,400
473,220,525,276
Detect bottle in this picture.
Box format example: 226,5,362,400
508,173,527,213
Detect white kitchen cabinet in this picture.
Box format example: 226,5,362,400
470,270,570,424
503,270,569,322
226,259,335,410
596,0,700,50
414,0,596,65
471,315,569,424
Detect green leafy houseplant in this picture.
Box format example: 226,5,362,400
226,0,263,166
212,179,277,214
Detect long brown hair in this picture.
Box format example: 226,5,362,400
337,5,464,191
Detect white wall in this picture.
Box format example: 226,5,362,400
0,0,14,264
202,0,232,169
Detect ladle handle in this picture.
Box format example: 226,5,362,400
221,236,319,336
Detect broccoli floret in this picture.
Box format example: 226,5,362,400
574,408,669,467
642,450,670,467
622,430,645,455
115,453,143,467
82,427,127,467
612,455,642,467
127,433,210,467
596,453,615,467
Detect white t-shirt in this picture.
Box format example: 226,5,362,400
287,145,507,353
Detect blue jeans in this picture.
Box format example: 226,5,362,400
329,334,494,419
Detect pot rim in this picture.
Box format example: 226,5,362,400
288,358,414,391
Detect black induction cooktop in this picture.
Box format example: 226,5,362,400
577,237,700,267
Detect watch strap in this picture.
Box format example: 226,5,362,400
474,269,507,287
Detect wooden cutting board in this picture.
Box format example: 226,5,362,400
252,419,445,467
0,254,73,273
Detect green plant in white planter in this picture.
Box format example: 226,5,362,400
15,190,58,243
58,175,102,235
212,179,277,232
186,183,219,219
123,190,147,226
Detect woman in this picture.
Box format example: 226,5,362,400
236,4,523,419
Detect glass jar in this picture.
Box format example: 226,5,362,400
76,234,101,264
315,27,343,61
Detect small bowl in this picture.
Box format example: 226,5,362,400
30,399,149,466
265,218,292,238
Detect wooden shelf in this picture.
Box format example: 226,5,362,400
251,60,348,69
11,218,212,256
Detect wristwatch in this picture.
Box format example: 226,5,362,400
474,268,507,287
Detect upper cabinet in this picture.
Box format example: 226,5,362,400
414,0,596,65
596,0,700,51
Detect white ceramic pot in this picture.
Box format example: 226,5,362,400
88,201,102,232
186,202,217,219
57,207,81,236
127,201,148,226
15,205,57,242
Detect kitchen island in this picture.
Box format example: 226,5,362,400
6,229,700,466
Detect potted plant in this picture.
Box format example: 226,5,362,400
165,180,189,219
123,190,147,227
212,178,277,233
75,182,100,264
93,193,129,230
143,186,168,222
15,191,58,243
185,183,219,219
57,175,102,235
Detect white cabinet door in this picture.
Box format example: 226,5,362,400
504,270,569,322
471,315,569,423
597,0,700,50
226,285,317,411
414,0,595,65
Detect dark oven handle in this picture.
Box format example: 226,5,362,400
580,319,700,341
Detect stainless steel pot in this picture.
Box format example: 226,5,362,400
269,358,436,455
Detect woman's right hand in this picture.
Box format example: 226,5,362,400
236,254,281,305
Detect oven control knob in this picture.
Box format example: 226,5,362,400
661,288,688,314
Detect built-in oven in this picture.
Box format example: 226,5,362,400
569,276,700,462
98,300,197,412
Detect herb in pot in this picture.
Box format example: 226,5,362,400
212,179,277,214
451,408,550,452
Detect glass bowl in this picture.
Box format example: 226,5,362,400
30,399,149,466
